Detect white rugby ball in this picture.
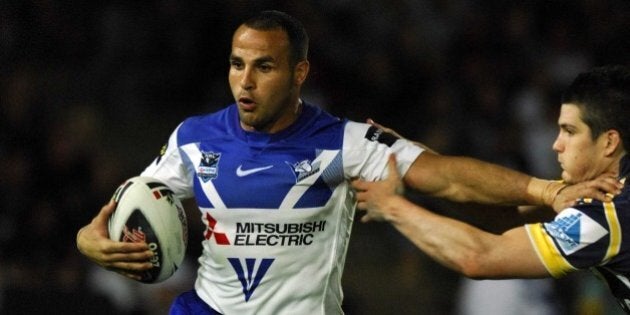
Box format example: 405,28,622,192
109,176,188,283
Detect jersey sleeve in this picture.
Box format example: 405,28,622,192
342,121,424,181
525,202,618,278
140,123,195,200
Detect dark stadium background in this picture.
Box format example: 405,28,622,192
1,1,628,314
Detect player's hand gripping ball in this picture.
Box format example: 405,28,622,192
108,176,188,283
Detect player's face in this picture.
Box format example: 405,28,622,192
229,26,307,133
552,104,610,184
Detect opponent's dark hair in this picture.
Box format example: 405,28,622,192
242,10,309,67
562,65,630,150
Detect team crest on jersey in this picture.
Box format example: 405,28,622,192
544,207,608,255
198,151,221,182
287,159,320,183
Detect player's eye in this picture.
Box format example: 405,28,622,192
258,64,272,72
230,60,244,70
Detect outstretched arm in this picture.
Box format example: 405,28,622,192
404,151,620,211
76,200,154,281
352,155,549,278
367,119,621,210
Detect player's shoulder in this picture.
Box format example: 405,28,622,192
342,120,400,147
292,102,346,141
176,104,235,143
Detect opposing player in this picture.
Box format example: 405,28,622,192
353,65,630,313
76,11,620,314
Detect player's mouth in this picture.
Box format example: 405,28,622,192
557,159,565,169
238,97,256,111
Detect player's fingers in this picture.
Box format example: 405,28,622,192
590,176,623,195
366,118,389,133
351,179,369,191
93,200,117,225
101,241,150,255
367,118,405,139
355,199,367,210
104,252,155,266
350,179,365,190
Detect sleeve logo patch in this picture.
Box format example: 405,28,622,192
544,207,608,255
364,126,398,147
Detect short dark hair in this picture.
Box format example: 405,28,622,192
242,10,309,66
562,65,630,149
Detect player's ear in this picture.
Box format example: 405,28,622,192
603,129,622,156
294,60,309,85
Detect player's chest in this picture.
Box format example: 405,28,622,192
186,141,344,208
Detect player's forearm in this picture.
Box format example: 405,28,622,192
406,154,564,207
383,196,497,278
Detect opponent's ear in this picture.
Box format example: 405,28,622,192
603,129,622,156
294,60,309,85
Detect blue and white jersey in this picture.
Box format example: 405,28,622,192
141,103,423,315
526,155,630,313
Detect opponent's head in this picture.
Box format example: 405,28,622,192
229,10,310,133
553,65,630,183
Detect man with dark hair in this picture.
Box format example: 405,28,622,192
77,10,619,314
353,65,630,313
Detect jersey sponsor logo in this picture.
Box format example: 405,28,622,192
288,159,320,182
202,215,328,247
364,126,398,146
233,221,326,246
228,257,274,302
204,213,230,245
544,208,608,255
198,151,221,182
236,164,274,177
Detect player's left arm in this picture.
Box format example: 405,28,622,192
366,119,621,210
353,155,549,278
402,149,620,211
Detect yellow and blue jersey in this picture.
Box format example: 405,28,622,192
526,155,630,313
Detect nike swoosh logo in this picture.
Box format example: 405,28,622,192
236,165,274,177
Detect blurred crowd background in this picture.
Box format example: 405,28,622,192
1,0,629,314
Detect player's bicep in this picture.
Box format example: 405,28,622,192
484,227,550,278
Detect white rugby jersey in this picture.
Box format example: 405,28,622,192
141,103,423,315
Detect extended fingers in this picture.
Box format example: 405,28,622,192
105,256,154,270
589,174,623,196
